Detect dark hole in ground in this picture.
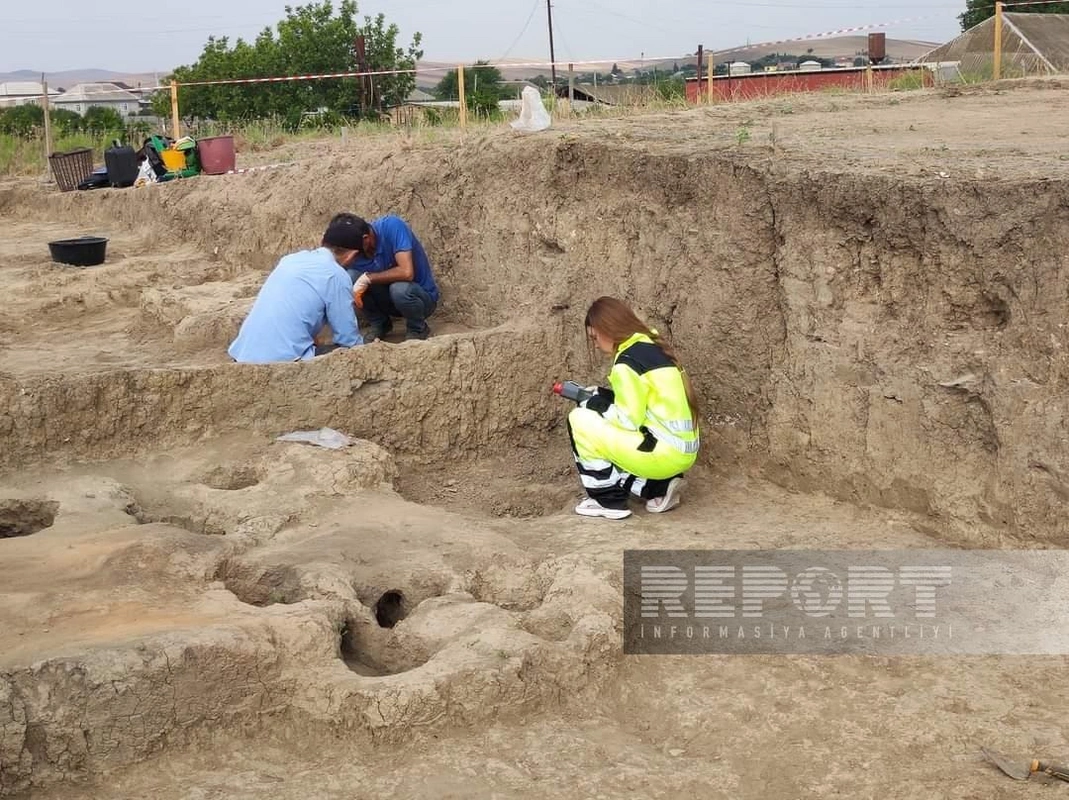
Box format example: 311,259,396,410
374,590,406,628
0,499,59,538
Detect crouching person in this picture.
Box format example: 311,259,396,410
229,214,366,363
567,296,700,520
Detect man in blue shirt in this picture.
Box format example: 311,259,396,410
346,215,439,341
228,214,366,363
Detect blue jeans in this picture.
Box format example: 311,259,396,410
348,270,437,335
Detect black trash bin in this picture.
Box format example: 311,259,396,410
48,236,108,267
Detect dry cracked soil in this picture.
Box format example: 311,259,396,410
3,78,1069,799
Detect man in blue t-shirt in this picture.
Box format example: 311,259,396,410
346,215,439,341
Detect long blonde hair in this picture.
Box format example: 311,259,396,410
585,296,701,427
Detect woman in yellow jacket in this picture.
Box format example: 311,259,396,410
567,297,701,520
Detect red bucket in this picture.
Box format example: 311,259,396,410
197,135,236,175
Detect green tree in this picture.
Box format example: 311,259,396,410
49,108,83,136
0,104,44,137
82,106,125,134
434,61,505,100
152,0,422,126
434,60,506,117
959,0,1069,29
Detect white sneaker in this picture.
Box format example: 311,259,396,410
575,498,632,519
646,478,685,514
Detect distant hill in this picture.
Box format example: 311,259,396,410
0,69,161,90
705,35,939,63
417,36,940,82
5,35,941,93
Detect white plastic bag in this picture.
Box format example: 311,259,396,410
275,427,354,450
133,159,157,187
510,86,552,133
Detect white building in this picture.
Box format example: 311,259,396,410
50,83,141,117
0,82,61,109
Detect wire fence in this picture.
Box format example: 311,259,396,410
7,4,1065,177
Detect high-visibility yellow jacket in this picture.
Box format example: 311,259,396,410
601,332,699,455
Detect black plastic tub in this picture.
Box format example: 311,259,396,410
48,236,108,267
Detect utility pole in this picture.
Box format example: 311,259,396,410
41,74,53,177
696,44,703,101
355,34,373,117
546,0,557,89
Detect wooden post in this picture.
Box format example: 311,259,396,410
170,80,180,139
707,58,714,103
568,62,574,114
993,1,1004,81
40,75,53,165
866,63,874,93
457,65,467,128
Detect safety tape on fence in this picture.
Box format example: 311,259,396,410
1000,0,1068,6
124,13,942,93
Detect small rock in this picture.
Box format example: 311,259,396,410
669,748,685,757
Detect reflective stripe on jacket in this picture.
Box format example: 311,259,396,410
605,332,699,455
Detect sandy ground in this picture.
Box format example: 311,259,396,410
4,79,1069,798
234,76,1069,179
0,221,475,377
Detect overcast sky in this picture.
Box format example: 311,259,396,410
3,0,965,74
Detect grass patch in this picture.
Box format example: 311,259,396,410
0,132,111,177
888,72,927,91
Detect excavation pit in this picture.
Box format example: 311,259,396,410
4,82,1069,799
338,614,431,677
0,499,58,538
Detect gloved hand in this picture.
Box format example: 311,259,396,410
580,386,614,414
353,273,372,309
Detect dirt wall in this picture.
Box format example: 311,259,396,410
3,129,1068,542
0,326,561,470
765,176,1069,543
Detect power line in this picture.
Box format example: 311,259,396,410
497,0,542,62
554,20,578,60
555,0,687,39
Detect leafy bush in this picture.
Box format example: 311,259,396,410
0,105,44,137
81,106,125,134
